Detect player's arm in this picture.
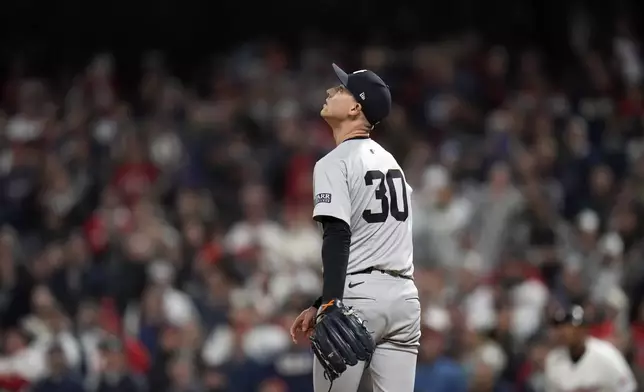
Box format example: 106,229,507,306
311,158,352,306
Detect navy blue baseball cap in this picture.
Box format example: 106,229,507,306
332,63,392,126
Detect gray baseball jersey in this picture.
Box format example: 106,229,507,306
312,137,414,275
311,138,420,392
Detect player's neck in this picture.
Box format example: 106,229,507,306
332,123,370,145
568,342,587,362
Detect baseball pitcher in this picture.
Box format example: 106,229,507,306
290,63,421,392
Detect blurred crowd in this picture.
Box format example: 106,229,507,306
1,11,644,392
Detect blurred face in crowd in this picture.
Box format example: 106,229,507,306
533,114,553,137
0,233,15,282
585,53,611,91
203,367,228,392
141,286,164,324
462,328,483,352
77,301,99,330
242,185,267,222
434,185,453,206
529,341,549,371
320,85,361,124
590,165,614,197
230,307,258,337
31,255,53,282
102,348,125,374
0,230,16,259
469,362,496,392
553,322,585,348
100,188,121,210
612,206,637,237
66,233,88,266
207,268,230,300
284,204,313,229
123,137,145,164
183,219,205,248
125,232,154,261
416,269,444,300
486,47,508,78
160,326,182,352
457,268,479,293
3,329,27,355
565,119,589,154
498,258,525,289
32,285,56,317
562,269,585,301
276,117,303,148
259,378,287,392
489,163,510,191
168,357,194,388
47,348,67,375
48,308,69,333
535,137,557,171
133,200,156,227
18,80,44,117
43,243,64,271
583,232,600,254
88,54,113,80
176,189,200,219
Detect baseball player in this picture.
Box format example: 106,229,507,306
545,305,636,392
290,63,420,392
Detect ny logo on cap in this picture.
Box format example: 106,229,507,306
359,92,366,100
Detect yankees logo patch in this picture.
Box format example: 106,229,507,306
314,193,332,205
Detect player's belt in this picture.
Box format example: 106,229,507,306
347,267,413,280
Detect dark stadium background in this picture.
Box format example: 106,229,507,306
0,0,643,391
0,0,641,80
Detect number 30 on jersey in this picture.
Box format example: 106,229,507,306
362,169,409,223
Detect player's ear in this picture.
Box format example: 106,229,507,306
350,103,362,116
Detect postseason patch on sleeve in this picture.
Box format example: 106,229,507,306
314,193,332,205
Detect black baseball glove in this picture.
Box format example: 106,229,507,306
310,299,376,383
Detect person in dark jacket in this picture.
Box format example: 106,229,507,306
95,336,147,392
32,343,86,392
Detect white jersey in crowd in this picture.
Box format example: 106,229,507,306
545,337,636,392
312,137,414,275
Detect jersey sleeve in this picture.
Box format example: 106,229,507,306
603,346,637,392
312,158,351,226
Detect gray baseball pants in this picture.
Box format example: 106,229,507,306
313,271,421,392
